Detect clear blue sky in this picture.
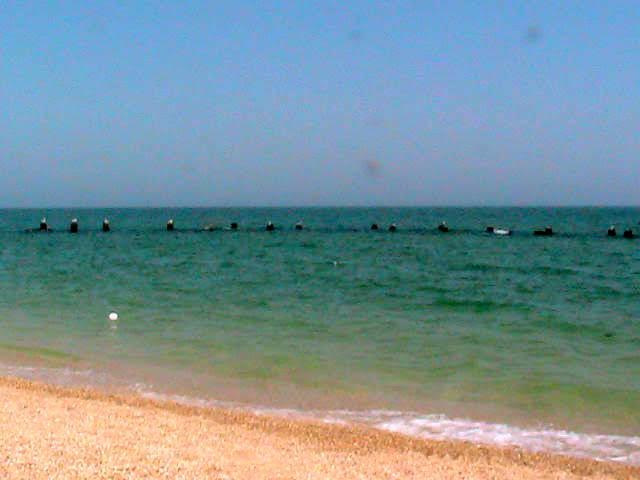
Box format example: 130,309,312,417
1,1,638,206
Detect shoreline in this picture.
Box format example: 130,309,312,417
2,358,639,466
0,376,638,479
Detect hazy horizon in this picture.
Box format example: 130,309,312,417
2,2,638,207
2,204,639,210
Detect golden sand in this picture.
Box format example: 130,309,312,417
0,376,637,479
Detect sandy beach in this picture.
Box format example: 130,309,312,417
0,377,636,479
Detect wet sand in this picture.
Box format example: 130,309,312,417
0,376,637,479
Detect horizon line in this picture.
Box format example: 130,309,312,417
0,204,639,210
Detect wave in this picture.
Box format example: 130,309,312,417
430,298,530,312
2,361,638,466
135,388,640,466
346,411,640,466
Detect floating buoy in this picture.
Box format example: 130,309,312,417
607,225,616,237
69,218,79,233
388,223,397,232
438,222,449,233
295,221,304,230
265,221,275,231
39,217,49,232
370,223,379,231
623,229,635,239
486,226,494,233
166,219,174,231
108,312,118,321
230,222,238,230
102,219,110,232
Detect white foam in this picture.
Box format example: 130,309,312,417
3,366,639,466
0,364,100,386
327,411,640,465
133,388,640,466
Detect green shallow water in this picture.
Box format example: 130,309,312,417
0,207,638,442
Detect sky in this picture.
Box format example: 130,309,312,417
1,1,638,207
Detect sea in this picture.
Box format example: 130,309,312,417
0,207,638,464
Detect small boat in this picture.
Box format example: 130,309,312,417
486,226,511,236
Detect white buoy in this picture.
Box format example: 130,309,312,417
108,312,119,321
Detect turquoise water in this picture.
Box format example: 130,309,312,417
0,207,638,462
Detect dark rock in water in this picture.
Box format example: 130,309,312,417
623,229,634,239
265,222,275,231
102,219,111,232
166,219,174,231
534,226,553,236
370,223,379,231
438,222,449,233
230,222,238,230
388,224,397,232
607,226,616,237
69,218,78,233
